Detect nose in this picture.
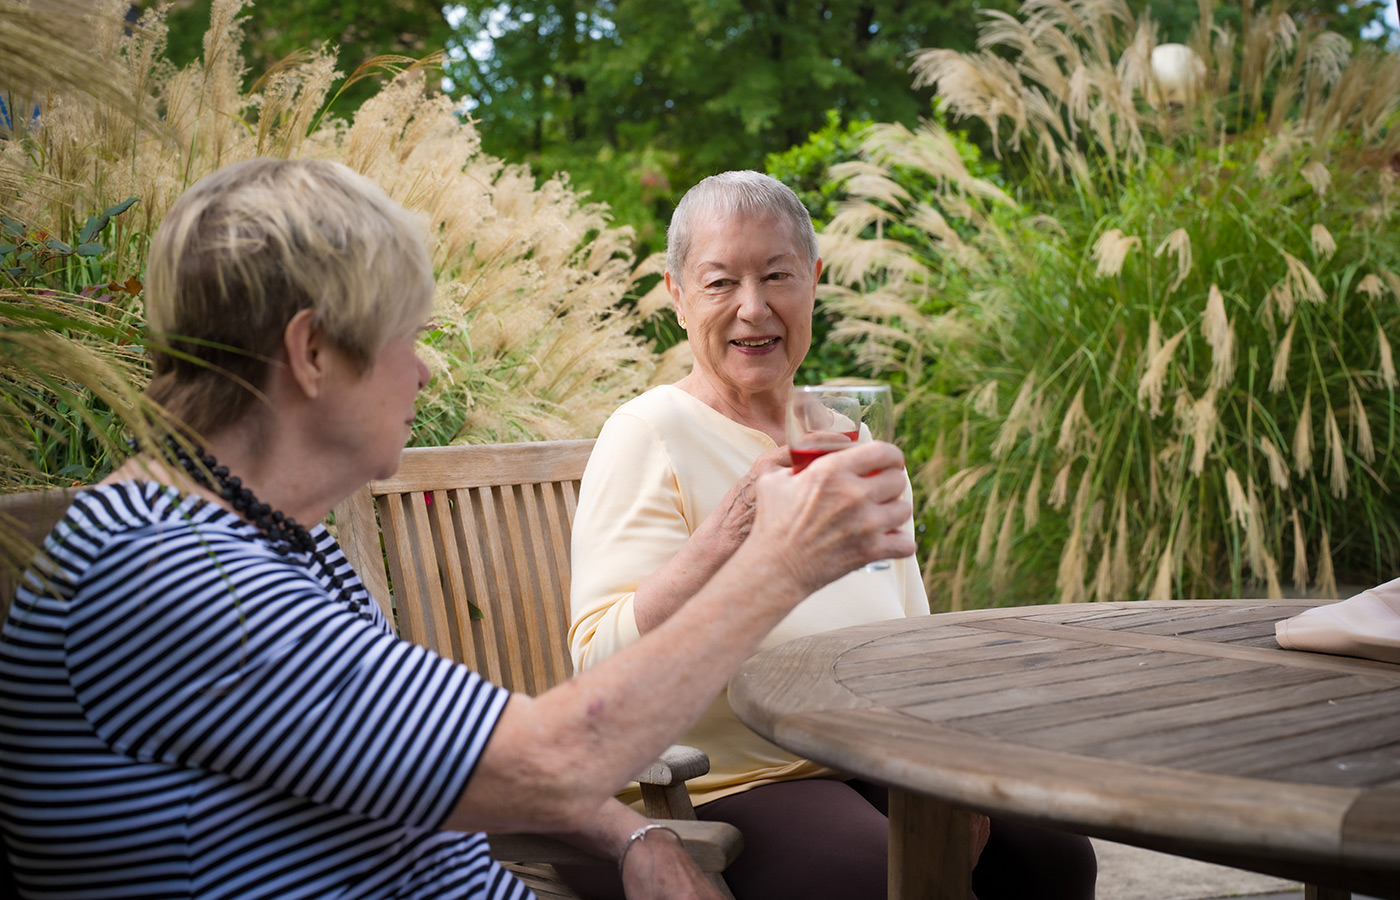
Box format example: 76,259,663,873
736,279,771,323
415,355,430,391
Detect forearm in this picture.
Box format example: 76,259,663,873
552,798,652,860
631,455,773,634
630,510,745,634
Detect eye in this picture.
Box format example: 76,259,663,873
704,277,734,290
765,271,792,281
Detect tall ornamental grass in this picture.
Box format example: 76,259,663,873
819,0,1400,608
1,0,669,485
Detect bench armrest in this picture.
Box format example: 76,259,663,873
488,818,742,873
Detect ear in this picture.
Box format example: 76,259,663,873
812,257,824,284
665,270,684,319
282,308,329,400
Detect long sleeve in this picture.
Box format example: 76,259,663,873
568,409,694,669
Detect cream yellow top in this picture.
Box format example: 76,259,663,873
569,384,928,805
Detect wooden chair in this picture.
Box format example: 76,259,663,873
0,485,82,620
332,441,740,899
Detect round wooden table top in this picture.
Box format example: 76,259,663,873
728,600,1400,896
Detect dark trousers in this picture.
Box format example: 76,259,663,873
558,777,1098,900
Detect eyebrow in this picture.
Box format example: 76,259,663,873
696,252,799,271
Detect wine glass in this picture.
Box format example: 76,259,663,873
785,384,896,570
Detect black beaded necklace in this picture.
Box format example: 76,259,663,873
156,437,372,622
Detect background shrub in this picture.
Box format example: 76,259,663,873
819,0,1400,607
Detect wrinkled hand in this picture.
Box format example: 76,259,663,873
710,446,791,554
750,441,915,595
619,828,726,900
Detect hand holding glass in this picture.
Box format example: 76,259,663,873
785,385,895,570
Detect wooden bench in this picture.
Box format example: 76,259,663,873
332,441,740,898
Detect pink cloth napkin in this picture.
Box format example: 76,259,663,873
1275,579,1400,664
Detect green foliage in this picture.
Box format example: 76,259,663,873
446,0,1017,254
767,106,997,386
1,292,150,485
1,199,139,287
821,0,1400,608
768,110,876,225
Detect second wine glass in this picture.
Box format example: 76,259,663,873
785,384,895,570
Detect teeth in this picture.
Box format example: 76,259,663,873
734,339,774,347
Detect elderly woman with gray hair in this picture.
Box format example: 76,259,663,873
568,171,1097,900
0,159,918,900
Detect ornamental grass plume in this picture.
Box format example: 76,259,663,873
2,0,666,609
821,0,1400,607
1,0,661,465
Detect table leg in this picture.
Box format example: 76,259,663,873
1303,886,1350,900
888,789,971,900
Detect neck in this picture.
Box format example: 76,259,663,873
198,429,337,528
107,425,347,530
675,373,790,444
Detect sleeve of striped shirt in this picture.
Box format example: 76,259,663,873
62,516,510,830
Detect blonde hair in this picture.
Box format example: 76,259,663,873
666,170,818,290
144,158,434,435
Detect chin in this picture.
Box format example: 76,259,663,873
372,450,407,482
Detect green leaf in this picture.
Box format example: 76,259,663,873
77,216,104,244
0,242,17,256
43,238,72,254
75,242,106,257
101,197,138,218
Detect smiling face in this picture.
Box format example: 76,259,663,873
667,212,822,412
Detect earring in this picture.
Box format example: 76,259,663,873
677,315,687,328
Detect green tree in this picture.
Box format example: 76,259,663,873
446,0,1017,250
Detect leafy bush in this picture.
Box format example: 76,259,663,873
820,0,1400,608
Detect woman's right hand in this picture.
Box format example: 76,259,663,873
707,446,791,556
749,440,915,596
630,446,792,634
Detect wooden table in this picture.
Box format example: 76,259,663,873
727,600,1400,900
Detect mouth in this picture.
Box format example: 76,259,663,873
731,337,780,349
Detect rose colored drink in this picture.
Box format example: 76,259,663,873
790,430,860,473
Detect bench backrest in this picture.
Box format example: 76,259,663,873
332,440,595,696
0,486,82,616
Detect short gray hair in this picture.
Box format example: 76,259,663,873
665,171,817,289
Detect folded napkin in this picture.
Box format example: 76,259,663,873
1275,579,1400,664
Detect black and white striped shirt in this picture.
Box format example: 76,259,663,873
0,482,531,900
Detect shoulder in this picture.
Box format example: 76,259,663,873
44,482,234,561
600,385,712,443
55,483,314,603
57,482,257,553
